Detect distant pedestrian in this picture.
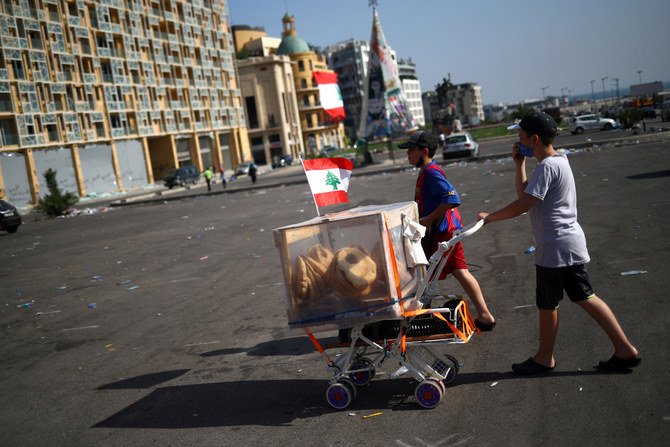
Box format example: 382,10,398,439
219,167,227,189
248,163,257,184
204,166,213,191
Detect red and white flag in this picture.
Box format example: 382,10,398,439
302,157,353,208
313,71,345,122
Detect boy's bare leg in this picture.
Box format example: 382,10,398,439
452,269,495,324
577,295,639,359
534,309,558,367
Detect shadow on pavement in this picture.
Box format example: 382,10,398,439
92,378,421,428
626,170,670,180
201,336,325,357
97,369,190,390
92,366,632,428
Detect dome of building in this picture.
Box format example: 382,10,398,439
276,12,310,55
277,35,310,55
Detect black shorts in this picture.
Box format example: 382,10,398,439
535,264,595,310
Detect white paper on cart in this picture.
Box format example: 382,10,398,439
402,216,428,267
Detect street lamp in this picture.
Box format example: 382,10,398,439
541,86,550,100
637,70,643,84
601,76,608,108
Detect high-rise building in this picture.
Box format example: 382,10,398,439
0,0,250,207
435,78,485,127
323,39,369,140
276,13,344,155
397,58,425,127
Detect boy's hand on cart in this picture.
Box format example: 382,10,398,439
477,212,489,223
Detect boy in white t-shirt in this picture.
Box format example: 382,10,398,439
477,111,640,374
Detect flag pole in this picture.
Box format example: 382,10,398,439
299,157,321,217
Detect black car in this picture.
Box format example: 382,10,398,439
0,200,22,233
163,165,200,189
272,154,293,168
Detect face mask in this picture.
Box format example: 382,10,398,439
518,142,534,158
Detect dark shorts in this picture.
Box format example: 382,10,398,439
535,264,595,310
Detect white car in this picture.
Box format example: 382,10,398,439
569,114,616,135
442,132,479,159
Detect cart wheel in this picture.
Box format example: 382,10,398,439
326,382,353,409
340,378,357,399
415,379,443,409
443,354,459,384
446,354,460,374
349,358,375,386
436,378,447,396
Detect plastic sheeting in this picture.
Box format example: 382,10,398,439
0,152,32,208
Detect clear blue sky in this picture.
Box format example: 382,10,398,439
227,0,670,105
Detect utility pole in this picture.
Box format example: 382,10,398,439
590,80,596,111
541,86,549,100
601,76,608,109
637,70,643,84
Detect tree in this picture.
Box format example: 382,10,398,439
324,171,341,191
37,168,78,216
511,104,534,120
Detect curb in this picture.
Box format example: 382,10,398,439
109,130,670,208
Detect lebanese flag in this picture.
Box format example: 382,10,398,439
313,71,345,122
302,157,353,207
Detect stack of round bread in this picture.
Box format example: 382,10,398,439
329,246,377,298
291,245,333,305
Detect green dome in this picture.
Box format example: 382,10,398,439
277,35,310,55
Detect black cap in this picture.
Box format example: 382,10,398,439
507,111,557,137
397,131,437,150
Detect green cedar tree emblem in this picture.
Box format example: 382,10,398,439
325,171,341,190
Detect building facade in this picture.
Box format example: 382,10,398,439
397,59,425,127
0,0,250,207
323,39,369,141
276,13,344,155
435,79,485,127
236,54,304,166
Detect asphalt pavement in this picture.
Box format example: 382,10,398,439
1,137,669,446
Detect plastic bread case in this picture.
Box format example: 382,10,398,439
273,201,423,331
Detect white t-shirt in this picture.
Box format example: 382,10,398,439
524,154,590,268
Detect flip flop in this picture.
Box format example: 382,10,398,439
512,357,555,375
474,319,496,332
597,355,641,372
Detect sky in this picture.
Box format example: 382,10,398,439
227,0,670,105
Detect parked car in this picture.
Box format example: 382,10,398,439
0,199,22,234
271,154,293,168
661,101,670,122
321,146,339,157
569,114,616,134
163,165,200,189
442,132,479,159
235,162,257,176
639,107,657,119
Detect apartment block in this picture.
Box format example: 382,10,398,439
398,59,425,127
236,54,304,166
0,0,250,207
